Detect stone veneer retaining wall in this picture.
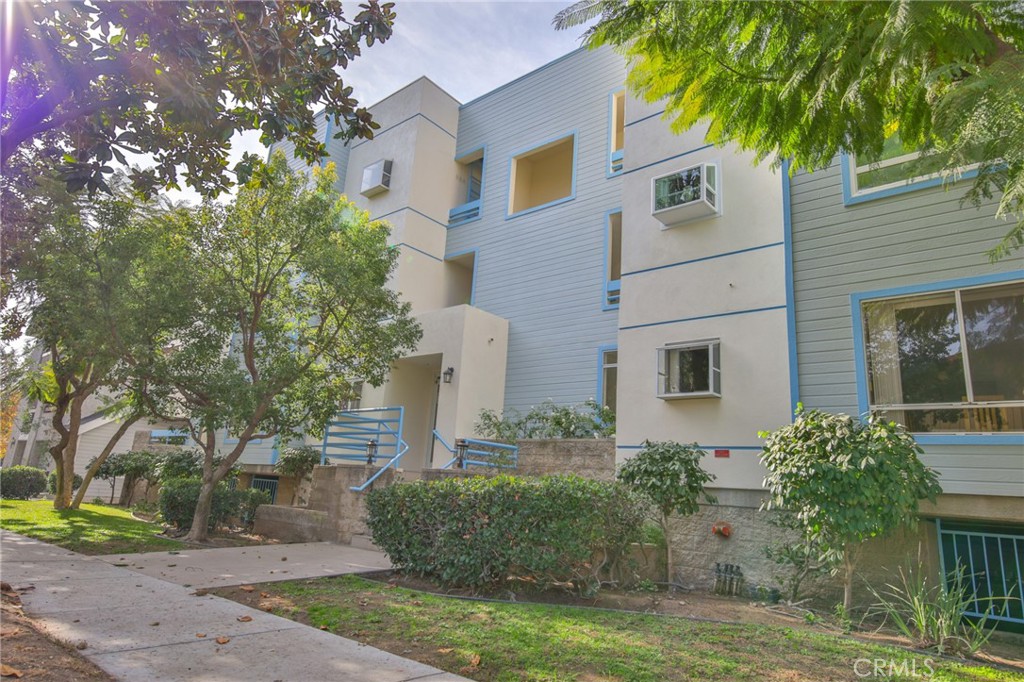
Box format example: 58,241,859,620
422,438,616,482
253,464,395,543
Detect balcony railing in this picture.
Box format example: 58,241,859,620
448,199,481,226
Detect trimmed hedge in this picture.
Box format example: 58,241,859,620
158,478,239,530
158,478,272,531
0,466,48,499
46,471,84,494
366,474,648,594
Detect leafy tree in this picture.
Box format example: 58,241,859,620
556,1,1024,260
18,188,179,509
86,454,119,504
274,446,322,506
617,441,716,585
759,407,942,612
141,154,420,542
1,0,396,197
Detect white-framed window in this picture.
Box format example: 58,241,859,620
657,339,721,399
861,281,1024,433
651,162,720,227
843,135,979,202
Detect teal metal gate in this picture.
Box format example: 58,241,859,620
937,520,1024,631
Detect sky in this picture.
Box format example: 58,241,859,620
208,1,595,204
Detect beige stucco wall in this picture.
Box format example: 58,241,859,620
616,94,789,492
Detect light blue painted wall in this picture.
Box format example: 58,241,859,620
789,158,1024,497
446,47,626,412
267,110,350,193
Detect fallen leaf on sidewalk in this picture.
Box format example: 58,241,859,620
149,622,160,627
216,636,230,644
192,589,209,597
196,633,207,638
236,616,253,622
318,625,328,630
240,586,255,593
0,664,23,678
0,627,20,637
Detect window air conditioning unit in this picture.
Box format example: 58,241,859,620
651,161,720,227
360,159,393,197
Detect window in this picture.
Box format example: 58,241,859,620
651,162,720,227
250,475,279,504
360,159,392,197
658,340,721,399
508,134,575,216
600,349,618,414
449,149,484,226
149,429,188,446
861,281,1024,433
609,90,625,175
605,211,622,308
843,135,980,203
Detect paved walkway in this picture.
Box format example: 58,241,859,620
1,531,469,682
97,541,392,589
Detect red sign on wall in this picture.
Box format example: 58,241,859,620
714,449,730,458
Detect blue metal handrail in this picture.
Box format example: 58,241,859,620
433,429,518,470
350,439,409,493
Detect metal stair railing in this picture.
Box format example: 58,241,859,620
321,407,409,492
433,429,518,470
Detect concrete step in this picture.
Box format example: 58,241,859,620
349,534,380,552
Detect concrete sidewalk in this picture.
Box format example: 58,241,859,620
97,541,392,589
1,531,469,682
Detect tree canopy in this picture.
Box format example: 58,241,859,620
1,0,396,197
140,153,420,540
556,0,1024,260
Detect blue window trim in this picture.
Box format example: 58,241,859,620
505,130,578,220
850,270,1024,446
603,209,622,311
224,427,262,445
606,87,625,178
840,151,980,206
444,247,479,306
449,146,486,227
596,344,617,410
781,159,800,414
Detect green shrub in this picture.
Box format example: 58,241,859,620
476,399,615,443
236,488,272,530
153,449,203,480
366,474,647,594
46,471,84,494
0,466,48,499
158,477,238,531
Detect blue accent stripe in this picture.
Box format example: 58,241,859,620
782,159,799,414
624,109,667,128
622,144,715,176
619,305,786,331
840,151,981,206
396,242,443,263
371,206,449,229
351,113,455,150
621,241,783,278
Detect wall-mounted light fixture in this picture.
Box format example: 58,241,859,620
365,439,378,465
442,367,455,384
454,438,468,469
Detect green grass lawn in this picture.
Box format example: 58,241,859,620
237,576,1022,682
0,499,183,555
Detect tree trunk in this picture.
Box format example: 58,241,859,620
661,513,673,586
842,545,855,613
119,473,137,506
72,416,138,509
54,395,86,510
185,436,219,543
109,478,116,504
